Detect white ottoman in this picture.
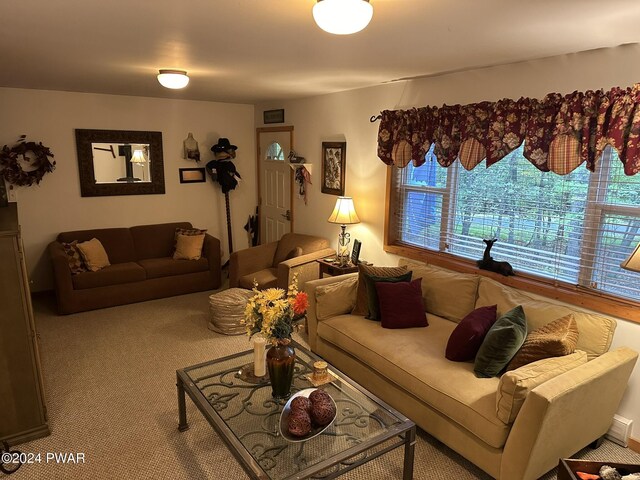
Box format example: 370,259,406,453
208,288,254,335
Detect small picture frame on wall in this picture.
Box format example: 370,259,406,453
321,142,346,196
263,109,285,124
179,168,206,183
351,239,362,265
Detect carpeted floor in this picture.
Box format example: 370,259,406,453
8,290,640,479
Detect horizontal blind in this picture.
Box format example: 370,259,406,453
393,144,640,303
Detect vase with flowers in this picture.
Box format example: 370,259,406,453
243,274,309,399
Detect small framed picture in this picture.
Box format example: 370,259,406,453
351,239,362,265
263,109,285,124
179,168,206,183
321,142,346,196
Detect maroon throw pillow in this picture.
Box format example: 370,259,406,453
445,305,498,362
376,278,428,329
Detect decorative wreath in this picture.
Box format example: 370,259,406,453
0,136,56,187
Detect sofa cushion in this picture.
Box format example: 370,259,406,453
406,263,479,323
446,305,498,362
72,262,146,290
507,313,579,371
352,264,408,316
474,306,527,378
364,271,413,320
173,233,205,260
317,314,510,448
315,275,358,320
57,228,136,264
138,257,209,279
496,350,587,424
130,222,193,260
77,238,111,271
476,277,615,359
239,268,278,289
377,278,427,329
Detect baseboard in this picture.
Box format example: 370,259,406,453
629,437,640,453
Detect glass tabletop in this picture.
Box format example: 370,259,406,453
182,342,411,479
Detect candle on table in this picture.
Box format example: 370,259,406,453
254,336,266,377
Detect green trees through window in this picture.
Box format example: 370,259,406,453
394,144,640,302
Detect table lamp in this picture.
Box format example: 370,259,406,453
327,196,360,266
620,242,640,272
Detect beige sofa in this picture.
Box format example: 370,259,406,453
304,262,638,480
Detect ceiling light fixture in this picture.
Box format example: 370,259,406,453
313,0,373,35
157,69,189,89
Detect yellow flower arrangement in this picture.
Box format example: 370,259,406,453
242,274,309,342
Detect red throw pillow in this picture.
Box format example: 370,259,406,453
375,279,428,329
445,305,498,361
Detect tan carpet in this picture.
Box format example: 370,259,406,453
8,290,640,479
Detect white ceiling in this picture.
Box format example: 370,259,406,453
1,0,639,104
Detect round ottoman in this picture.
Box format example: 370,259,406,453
208,288,254,335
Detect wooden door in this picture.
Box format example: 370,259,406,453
258,128,293,244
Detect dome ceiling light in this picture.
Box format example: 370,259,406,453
157,69,190,89
312,0,373,35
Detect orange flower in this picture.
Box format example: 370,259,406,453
292,292,308,315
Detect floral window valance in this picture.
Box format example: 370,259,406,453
377,83,640,175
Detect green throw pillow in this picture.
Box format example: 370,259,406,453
474,305,527,378
364,271,413,320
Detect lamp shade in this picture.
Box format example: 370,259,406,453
313,0,373,35
157,69,189,89
328,197,360,225
130,150,146,164
621,243,640,272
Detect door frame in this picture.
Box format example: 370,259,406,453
256,126,295,244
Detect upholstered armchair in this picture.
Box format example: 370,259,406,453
229,233,334,290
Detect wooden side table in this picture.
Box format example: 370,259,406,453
316,258,359,277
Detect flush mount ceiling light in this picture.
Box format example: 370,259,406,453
157,69,189,89
313,0,373,35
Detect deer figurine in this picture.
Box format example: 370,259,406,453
476,239,515,276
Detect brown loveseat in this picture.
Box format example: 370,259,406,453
48,222,221,314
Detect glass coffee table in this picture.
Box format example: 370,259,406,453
176,341,416,479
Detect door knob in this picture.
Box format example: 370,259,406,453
281,210,291,221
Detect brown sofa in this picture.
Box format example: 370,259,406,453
48,222,221,314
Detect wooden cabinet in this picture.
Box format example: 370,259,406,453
0,204,49,445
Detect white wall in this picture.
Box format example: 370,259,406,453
256,44,640,438
0,87,255,291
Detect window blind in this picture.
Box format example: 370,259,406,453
392,144,640,303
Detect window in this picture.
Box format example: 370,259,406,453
392,144,640,303
266,142,285,161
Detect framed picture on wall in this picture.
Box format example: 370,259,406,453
179,168,206,183
321,142,346,196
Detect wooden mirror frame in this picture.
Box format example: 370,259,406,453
75,129,165,197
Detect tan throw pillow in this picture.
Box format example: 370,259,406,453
76,238,110,272
61,240,88,275
507,314,579,371
496,350,587,424
316,276,358,320
351,264,408,316
173,233,205,260
173,227,207,253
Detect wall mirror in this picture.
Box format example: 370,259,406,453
75,129,165,197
